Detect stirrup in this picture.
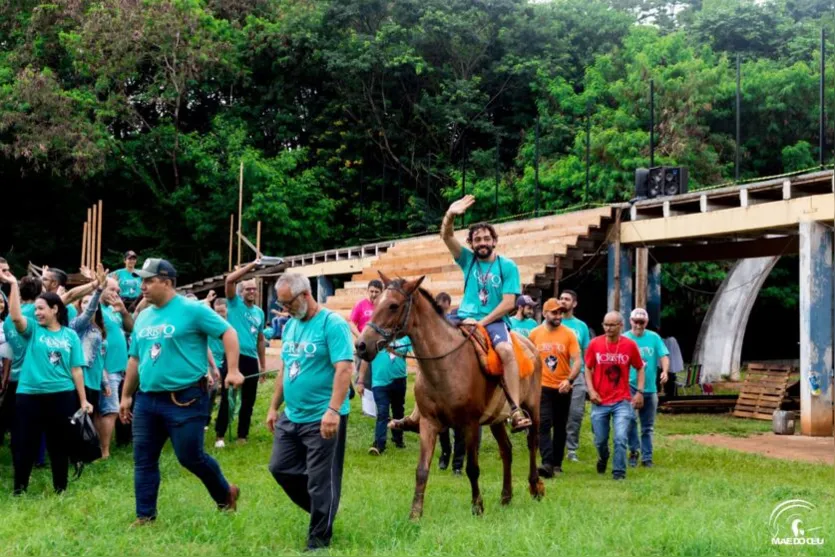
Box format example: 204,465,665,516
509,408,532,432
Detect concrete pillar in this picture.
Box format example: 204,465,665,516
647,262,662,330
798,221,834,436
317,275,334,305
607,242,633,325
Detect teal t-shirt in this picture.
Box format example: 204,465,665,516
624,329,669,394
102,306,128,373
226,295,264,359
84,339,107,391
509,317,537,337
281,309,353,424
3,303,36,382
454,248,521,321
111,268,142,299
67,304,78,322
208,336,225,368
129,295,230,392
561,316,591,376
371,336,411,388
18,322,85,394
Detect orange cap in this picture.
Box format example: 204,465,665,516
542,298,561,312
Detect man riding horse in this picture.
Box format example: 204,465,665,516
394,194,532,432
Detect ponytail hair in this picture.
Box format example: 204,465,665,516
38,292,68,327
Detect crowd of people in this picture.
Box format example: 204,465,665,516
0,194,674,551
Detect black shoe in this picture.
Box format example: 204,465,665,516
613,474,626,481
453,468,462,476
394,441,406,449
596,458,608,475
439,452,450,470
641,461,654,468
628,451,639,468
537,464,554,478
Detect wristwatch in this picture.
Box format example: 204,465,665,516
568,377,575,385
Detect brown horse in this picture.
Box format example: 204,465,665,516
355,273,544,520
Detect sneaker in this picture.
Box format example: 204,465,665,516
641,461,654,468
596,458,608,475
221,484,240,512
394,441,406,449
438,452,450,470
553,466,563,475
236,438,248,446
368,446,381,456
214,439,225,449
453,468,463,476
628,451,639,468
537,464,554,478
510,409,532,432
613,474,626,481
566,451,579,462
130,516,156,528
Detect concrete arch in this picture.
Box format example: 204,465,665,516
693,256,780,382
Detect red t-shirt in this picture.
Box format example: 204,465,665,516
349,298,375,332
584,335,643,405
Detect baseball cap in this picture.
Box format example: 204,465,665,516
124,250,138,259
630,308,649,321
133,258,177,279
516,295,536,308
542,298,562,313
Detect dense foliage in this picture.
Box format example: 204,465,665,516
0,0,825,324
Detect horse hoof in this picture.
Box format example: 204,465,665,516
472,502,484,516
529,479,545,500
409,508,423,521
500,493,512,506
389,419,420,433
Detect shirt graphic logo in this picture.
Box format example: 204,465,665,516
288,360,302,381
48,351,63,367
150,343,162,364
605,365,622,386
545,355,558,372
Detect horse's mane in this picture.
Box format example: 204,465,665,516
390,279,455,330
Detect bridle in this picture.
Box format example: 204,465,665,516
365,282,476,362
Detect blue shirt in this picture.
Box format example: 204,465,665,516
110,268,142,299
129,295,230,392
623,329,669,394
3,303,37,382
454,248,521,321
281,309,353,424
371,336,411,388
102,306,128,373
226,295,264,359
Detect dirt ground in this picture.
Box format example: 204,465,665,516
675,433,834,465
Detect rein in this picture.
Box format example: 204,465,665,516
370,283,477,362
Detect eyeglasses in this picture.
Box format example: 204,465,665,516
276,291,303,310
602,322,620,328
632,319,647,325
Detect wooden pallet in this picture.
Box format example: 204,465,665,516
732,364,793,420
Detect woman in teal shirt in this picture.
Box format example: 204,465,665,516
0,269,93,495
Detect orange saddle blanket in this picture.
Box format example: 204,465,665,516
460,324,535,380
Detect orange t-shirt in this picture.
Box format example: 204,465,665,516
529,324,581,389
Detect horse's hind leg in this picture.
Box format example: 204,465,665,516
464,424,484,515
489,422,513,505
525,399,545,500
409,418,439,520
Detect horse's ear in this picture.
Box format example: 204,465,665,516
378,271,392,287
405,275,426,294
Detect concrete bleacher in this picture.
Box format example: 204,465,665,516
324,207,613,319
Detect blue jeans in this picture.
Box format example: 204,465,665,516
133,386,231,519
372,378,406,451
590,400,633,478
627,388,659,463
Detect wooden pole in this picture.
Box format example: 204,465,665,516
96,199,103,268
86,207,93,269
256,220,262,258
81,222,88,268
228,214,234,273
237,161,244,267
91,204,98,270
635,247,648,310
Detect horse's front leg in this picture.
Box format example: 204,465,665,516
465,423,484,515
526,401,545,500
490,422,513,505
409,417,439,520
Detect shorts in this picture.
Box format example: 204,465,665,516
100,371,124,415
447,316,511,346
85,387,101,415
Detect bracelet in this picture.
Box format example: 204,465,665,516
328,406,340,415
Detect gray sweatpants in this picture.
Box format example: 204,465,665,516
565,377,587,452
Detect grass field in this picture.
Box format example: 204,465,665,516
0,380,832,556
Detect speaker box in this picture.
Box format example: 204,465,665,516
635,168,649,199
644,166,688,198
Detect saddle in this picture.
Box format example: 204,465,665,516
460,324,535,380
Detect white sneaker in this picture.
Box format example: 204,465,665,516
214,440,225,449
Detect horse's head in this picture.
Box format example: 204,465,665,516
355,271,425,362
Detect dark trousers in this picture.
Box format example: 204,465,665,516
215,355,259,440
13,390,79,494
116,376,133,446
269,413,348,550
133,387,231,519
438,428,466,470
539,386,573,468
372,378,406,451
0,380,17,444
85,387,100,416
